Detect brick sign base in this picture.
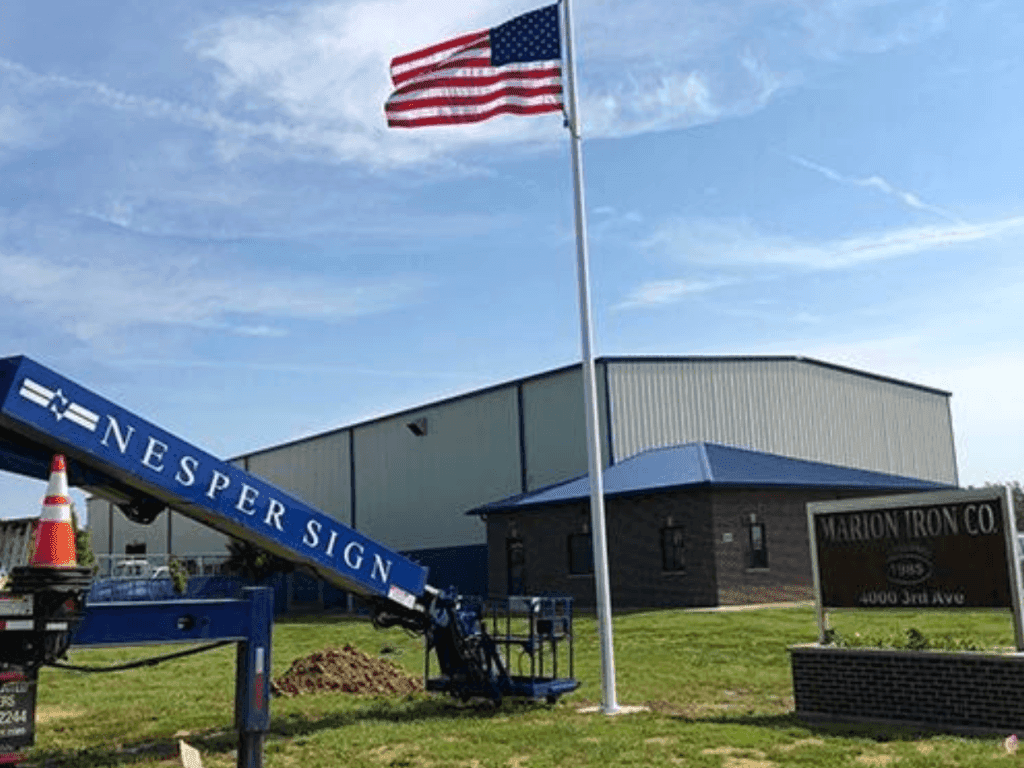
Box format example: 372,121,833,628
790,644,1024,734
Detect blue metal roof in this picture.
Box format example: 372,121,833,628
470,442,954,514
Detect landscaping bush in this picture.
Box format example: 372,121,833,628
822,626,988,651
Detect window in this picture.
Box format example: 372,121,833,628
749,523,768,569
506,537,525,594
125,543,146,556
660,526,685,572
507,538,525,568
568,533,593,575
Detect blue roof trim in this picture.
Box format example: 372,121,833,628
468,442,955,515
697,442,713,481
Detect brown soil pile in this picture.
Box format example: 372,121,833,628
271,644,423,697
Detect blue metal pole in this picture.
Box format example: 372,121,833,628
235,587,273,768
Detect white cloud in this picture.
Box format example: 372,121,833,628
0,55,388,165
186,0,845,158
0,0,957,168
740,48,786,106
193,0,568,165
0,106,32,149
797,0,948,60
643,215,1024,270
0,249,426,345
615,278,729,309
788,154,962,222
584,70,720,138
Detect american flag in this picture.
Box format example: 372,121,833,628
385,4,563,128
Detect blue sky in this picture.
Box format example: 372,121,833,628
1,0,1021,521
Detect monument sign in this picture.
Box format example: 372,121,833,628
807,487,1024,647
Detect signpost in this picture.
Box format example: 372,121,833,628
807,487,1024,649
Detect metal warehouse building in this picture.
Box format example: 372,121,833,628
88,355,958,607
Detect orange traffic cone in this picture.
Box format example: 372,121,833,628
29,454,77,568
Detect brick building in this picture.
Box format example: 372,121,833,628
472,442,952,608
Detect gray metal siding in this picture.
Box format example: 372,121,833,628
87,497,229,557
0,519,35,572
245,431,352,526
87,497,169,556
88,497,111,555
353,385,521,551
520,363,610,492
607,359,956,483
168,509,230,555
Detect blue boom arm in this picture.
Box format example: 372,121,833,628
0,355,427,610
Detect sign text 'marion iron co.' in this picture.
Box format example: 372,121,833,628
808,488,1019,609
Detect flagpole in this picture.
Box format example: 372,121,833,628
560,0,619,716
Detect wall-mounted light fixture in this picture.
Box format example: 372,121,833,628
406,418,428,436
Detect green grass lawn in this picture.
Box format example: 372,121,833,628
26,606,1024,766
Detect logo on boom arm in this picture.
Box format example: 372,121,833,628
19,378,99,432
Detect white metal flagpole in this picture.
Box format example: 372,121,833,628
559,0,620,716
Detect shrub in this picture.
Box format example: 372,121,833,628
168,557,190,594
823,626,985,651
224,539,295,582
70,503,98,574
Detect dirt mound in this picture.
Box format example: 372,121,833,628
271,644,423,697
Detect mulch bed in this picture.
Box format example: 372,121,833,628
271,644,423,697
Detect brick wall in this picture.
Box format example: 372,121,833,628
711,488,912,605
484,486,926,609
712,489,836,605
791,644,1024,732
486,489,717,608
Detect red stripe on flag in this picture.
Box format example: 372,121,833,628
387,84,563,113
391,49,491,88
387,100,563,128
389,29,487,69
389,66,561,98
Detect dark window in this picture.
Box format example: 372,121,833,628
507,538,525,567
125,543,146,556
660,526,685,572
749,523,768,568
506,537,525,594
568,533,593,575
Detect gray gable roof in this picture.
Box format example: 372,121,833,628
470,442,954,514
